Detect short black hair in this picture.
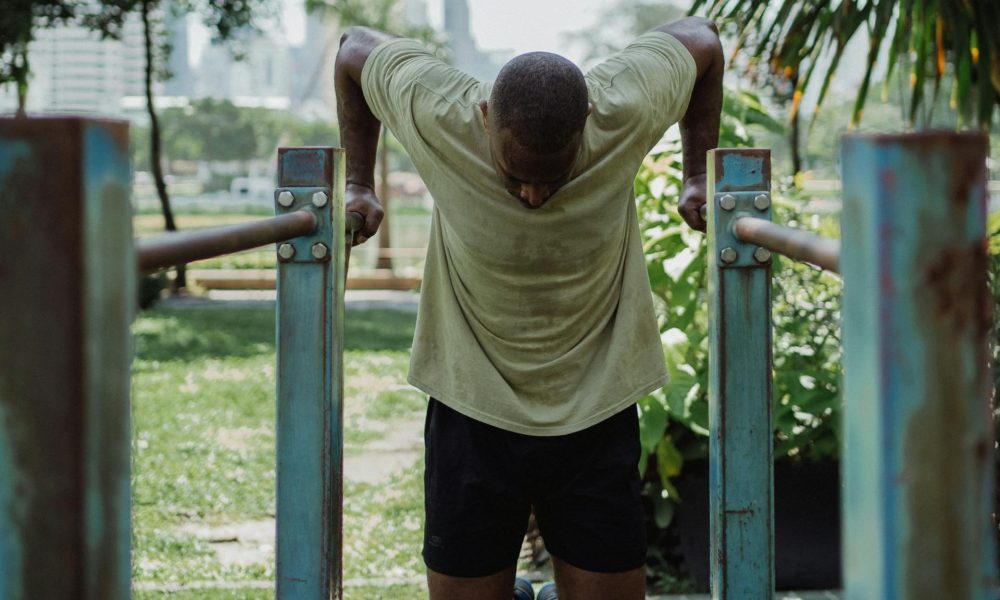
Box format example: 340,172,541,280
489,52,589,153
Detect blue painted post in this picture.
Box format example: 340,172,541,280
0,117,133,598
275,148,347,598
841,133,997,599
706,148,775,598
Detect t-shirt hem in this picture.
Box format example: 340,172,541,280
407,372,669,437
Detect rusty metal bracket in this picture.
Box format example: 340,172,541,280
273,186,331,263
712,191,773,268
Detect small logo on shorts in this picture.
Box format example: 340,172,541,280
428,535,445,549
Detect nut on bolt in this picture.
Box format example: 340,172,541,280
277,243,295,260
311,242,329,260
312,191,328,208
754,247,772,263
277,190,294,208
720,247,738,264
753,193,770,211
719,194,736,211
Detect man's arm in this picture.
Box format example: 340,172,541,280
654,17,723,232
335,26,397,245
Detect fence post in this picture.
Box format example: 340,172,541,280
0,117,133,599
840,133,997,598
706,148,775,598
275,148,347,598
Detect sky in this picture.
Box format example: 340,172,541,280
194,0,619,66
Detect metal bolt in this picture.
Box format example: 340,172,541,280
312,191,328,208
277,190,294,208
311,242,329,261
277,243,295,260
753,193,770,211
719,194,736,211
754,247,772,263
720,247,738,264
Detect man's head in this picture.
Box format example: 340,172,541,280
480,52,591,209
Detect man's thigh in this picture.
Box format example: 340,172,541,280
551,556,645,600
530,405,647,576
422,398,531,579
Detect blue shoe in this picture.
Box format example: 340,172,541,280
514,576,535,600
536,582,557,600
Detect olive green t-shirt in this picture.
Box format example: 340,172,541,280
361,32,697,436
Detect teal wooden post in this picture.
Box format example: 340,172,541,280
841,133,997,599
275,148,347,598
0,117,133,599
706,148,775,598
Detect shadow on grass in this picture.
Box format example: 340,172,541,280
134,308,415,363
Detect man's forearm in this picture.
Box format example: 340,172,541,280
658,17,724,182
679,56,722,182
335,28,386,191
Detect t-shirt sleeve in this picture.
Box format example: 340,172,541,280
586,31,698,150
361,38,479,145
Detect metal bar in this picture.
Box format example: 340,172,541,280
841,132,997,598
275,148,348,599
733,216,840,273
0,117,132,599
136,210,317,273
706,148,775,599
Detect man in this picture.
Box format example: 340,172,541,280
335,16,722,600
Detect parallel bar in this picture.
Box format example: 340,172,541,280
275,148,348,599
706,148,775,599
733,216,840,273
136,210,317,273
0,117,132,599
840,132,997,599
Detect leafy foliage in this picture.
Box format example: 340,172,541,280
635,90,843,542
690,0,1000,130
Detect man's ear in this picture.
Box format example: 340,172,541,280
479,99,490,132
586,102,594,117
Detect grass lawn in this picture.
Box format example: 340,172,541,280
131,306,427,598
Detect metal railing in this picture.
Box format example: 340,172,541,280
0,119,360,600
705,142,996,598
1,119,995,600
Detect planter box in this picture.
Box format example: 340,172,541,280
671,458,841,591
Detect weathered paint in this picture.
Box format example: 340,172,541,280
706,149,775,599
0,117,132,599
275,148,347,599
841,132,997,599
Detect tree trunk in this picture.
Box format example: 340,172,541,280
14,47,28,118
375,125,393,270
142,0,186,290
788,75,803,180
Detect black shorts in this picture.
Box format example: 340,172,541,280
422,398,646,577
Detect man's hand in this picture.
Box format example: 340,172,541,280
346,182,384,246
678,173,708,232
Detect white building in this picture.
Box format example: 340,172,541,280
0,15,150,117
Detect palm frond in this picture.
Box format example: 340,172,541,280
691,0,1000,131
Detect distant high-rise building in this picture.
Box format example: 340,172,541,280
163,13,195,97
443,0,508,81
194,29,291,109
0,14,148,116
289,11,338,120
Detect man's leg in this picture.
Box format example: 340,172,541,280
427,564,518,600
550,555,644,600
528,405,648,600
423,399,531,599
